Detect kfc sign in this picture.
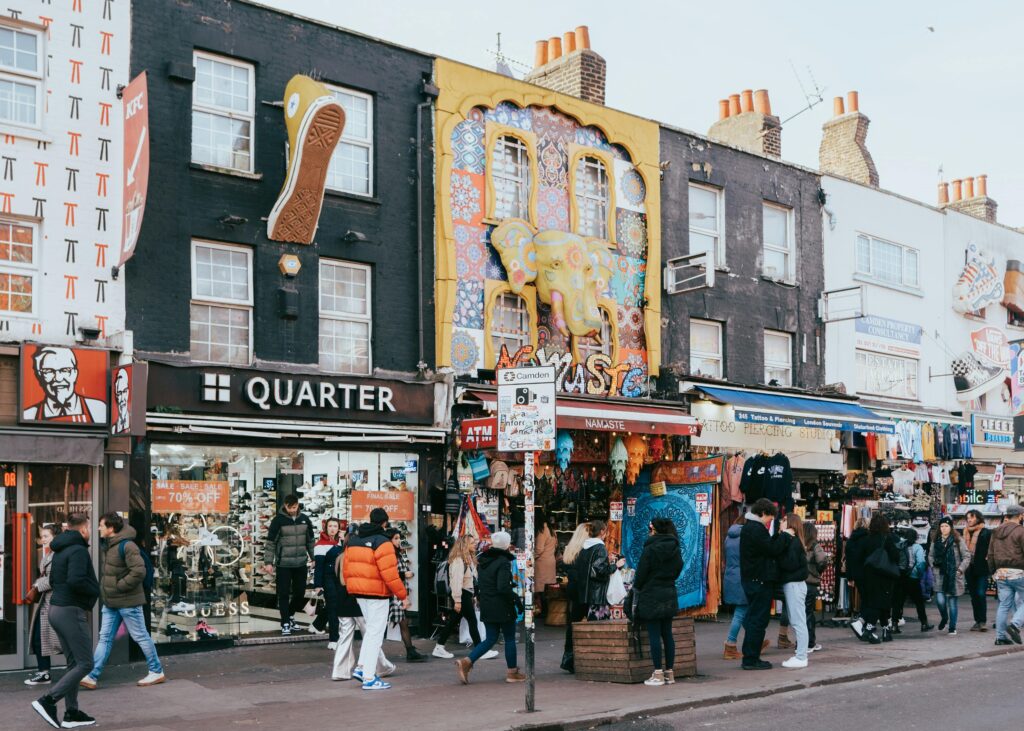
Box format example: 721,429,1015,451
461,417,498,449
19,345,109,427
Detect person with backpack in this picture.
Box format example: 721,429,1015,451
895,527,933,632
929,516,972,636
431,534,499,661
79,512,165,690
888,524,913,635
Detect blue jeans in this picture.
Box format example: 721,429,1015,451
469,621,517,669
934,591,959,631
89,605,163,679
782,581,808,660
996,577,1024,640
727,604,748,643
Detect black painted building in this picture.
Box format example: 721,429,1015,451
126,0,445,646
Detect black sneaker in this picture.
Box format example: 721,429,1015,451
24,671,51,686
921,623,934,632
995,638,1014,645
741,660,772,670
281,622,292,636
1006,623,1022,644
31,696,60,729
406,646,428,663
60,708,96,728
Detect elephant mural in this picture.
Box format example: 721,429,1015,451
491,219,615,341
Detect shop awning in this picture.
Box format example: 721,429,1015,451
146,413,447,443
856,401,970,427
459,388,701,436
0,431,105,465
685,383,893,434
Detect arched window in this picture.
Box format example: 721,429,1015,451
491,292,531,356
574,155,609,238
492,135,531,220
575,307,613,362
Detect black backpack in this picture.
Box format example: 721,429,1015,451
119,541,155,593
894,537,911,576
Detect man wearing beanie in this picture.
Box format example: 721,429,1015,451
342,507,409,690
455,531,525,685
989,503,1024,645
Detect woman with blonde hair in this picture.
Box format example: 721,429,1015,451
432,533,498,660
560,523,590,673
777,514,809,668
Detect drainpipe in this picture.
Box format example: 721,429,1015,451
416,75,438,375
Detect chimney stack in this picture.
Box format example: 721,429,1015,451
525,24,606,106
937,182,949,206
707,87,782,158
943,173,998,222
818,90,879,187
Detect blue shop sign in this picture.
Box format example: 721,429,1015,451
735,410,895,434
971,413,1013,448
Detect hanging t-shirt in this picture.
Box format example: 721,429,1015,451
913,462,931,483
886,434,900,460
929,464,949,485
892,468,915,496
722,454,745,504
921,424,936,461
947,426,961,459
763,452,794,511
958,462,978,493
739,454,768,502
876,434,889,461
895,421,915,458
864,433,877,460
934,426,946,460
911,422,925,462
959,426,973,458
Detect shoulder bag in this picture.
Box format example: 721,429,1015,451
865,545,900,578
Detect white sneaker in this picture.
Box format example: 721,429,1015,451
137,671,166,687
808,644,823,653
782,656,808,669
432,644,454,659
307,624,325,634
897,618,906,627
480,649,499,660
328,642,338,650
379,660,396,677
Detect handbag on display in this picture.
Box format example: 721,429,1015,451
467,452,490,482
865,546,900,578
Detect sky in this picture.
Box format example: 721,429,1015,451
261,0,1024,228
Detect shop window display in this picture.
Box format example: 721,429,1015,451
147,445,420,643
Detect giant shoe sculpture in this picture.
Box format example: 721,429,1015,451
267,75,345,244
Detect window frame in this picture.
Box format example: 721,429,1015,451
318,258,373,375
323,83,374,197
191,50,256,173
0,216,39,317
689,318,724,379
483,121,538,226
491,134,532,221
688,182,725,265
854,232,920,289
570,148,616,242
854,348,920,402
483,280,539,368
189,240,253,366
763,329,793,387
572,303,619,365
761,201,795,281
0,20,45,131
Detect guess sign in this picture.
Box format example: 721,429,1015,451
461,417,498,448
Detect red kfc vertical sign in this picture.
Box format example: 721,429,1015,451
119,72,149,267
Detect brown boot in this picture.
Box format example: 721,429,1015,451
456,657,472,685
723,641,741,660
664,669,675,684
761,638,770,652
505,668,526,683
777,631,795,650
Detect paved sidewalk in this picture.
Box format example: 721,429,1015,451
3,609,1021,730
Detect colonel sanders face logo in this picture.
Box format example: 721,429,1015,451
112,368,131,433
23,346,108,424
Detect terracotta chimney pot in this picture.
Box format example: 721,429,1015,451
534,40,548,68
833,96,845,117
548,36,562,61
563,31,576,53
753,89,771,115
741,89,754,113
978,174,988,197
964,176,975,199
938,182,949,206
718,99,730,120
574,25,590,50
951,179,962,202
728,94,742,116
847,90,859,113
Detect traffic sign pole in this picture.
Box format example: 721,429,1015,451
524,451,535,712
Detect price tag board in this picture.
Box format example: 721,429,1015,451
610,501,624,522
151,480,230,514
496,366,556,452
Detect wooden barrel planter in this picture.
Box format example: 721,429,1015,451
572,617,696,683
543,584,568,626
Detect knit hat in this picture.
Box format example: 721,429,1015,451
938,516,954,526
1006,504,1024,517
490,531,512,550
369,507,389,524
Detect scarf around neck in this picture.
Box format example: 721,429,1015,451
963,522,983,553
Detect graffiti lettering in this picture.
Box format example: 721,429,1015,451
495,345,647,398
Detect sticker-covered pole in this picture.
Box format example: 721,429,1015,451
523,450,535,712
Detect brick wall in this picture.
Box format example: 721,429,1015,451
707,112,782,159
128,0,434,372
524,50,606,105
818,113,879,187
948,197,998,223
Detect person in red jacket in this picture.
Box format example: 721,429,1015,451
342,508,409,691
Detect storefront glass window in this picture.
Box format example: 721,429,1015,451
147,445,419,644
855,349,919,400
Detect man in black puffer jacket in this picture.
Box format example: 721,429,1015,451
32,513,100,729
738,498,790,670
262,494,315,635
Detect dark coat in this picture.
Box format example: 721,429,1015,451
99,526,146,609
844,527,870,583
739,518,788,584
476,547,518,624
965,528,992,576
576,541,617,606
777,533,808,584
634,533,683,620
29,548,61,657
723,524,746,605
49,530,99,611
850,532,899,610
988,521,1024,572
264,510,315,568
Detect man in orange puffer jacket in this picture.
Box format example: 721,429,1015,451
342,508,409,690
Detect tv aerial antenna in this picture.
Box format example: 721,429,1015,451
487,32,531,78
780,60,826,125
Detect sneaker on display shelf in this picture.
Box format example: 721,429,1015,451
169,601,195,614
196,529,223,547
162,623,190,638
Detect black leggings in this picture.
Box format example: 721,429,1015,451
436,590,481,646
646,619,675,670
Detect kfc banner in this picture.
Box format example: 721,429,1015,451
119,72,149,267
19,345,110,427
111,363,148,436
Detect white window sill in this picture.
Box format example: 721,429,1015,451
760,274,798,286
190,162,263,181
0,123,53,144
851,273,923,297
